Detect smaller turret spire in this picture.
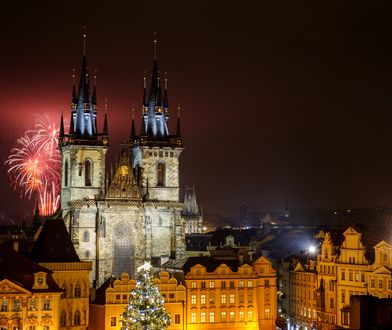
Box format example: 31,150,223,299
131,108,136,139
163,73,169,108
83,26,87,56
91,69,97,106
153,32,157,60
103,98,109,136
59,107,64,143
176,104,182,137
72,69,77,105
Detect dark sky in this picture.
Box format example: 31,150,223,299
1,1,392,218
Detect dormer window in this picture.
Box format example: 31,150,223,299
33,272,48,289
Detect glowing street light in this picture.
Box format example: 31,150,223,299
308,245,316,254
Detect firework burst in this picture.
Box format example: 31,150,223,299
5,116,63,216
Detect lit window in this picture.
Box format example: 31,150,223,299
209,293,215,304
221,294,226,304
60,311,66,326
229,293,235,304
201,294,206,304
201,312,206,323
247,311,253,321
229,311,235,322
221,311,227,322
191,295,196,305
349,271,353,281
239,311,244,321
209,281,215,288
13,299,20,312
110,317,116,326
247,292,253,304
239,281,244,287
29,299,37,310
74,283,81,297
209,312,215,323
191,312,196,323
0,300,7,312
265,308,270,318
355,272,359,282
247,281,253,288
43,298,51,310
74,311,81,325
191,281,196,289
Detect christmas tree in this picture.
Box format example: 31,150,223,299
120,261,171,330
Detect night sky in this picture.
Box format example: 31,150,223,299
1,1,392,219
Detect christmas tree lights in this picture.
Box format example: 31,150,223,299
120,262,171,330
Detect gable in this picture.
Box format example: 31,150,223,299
371,266,391,275
374,240,392,250
0,278,31,295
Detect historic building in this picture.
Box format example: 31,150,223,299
0,243,63,329
30,218,92,329
184,256,277,330
182,186,203,234
282,226,392,330
58,37,188,286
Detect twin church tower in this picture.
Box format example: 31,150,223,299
58,36,202,286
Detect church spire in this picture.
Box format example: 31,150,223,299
130,108,136,140
91,70,97,107
72,69,77,105
163,75,169,108
103,99,109,137
176,105,182,137
59,108,64,146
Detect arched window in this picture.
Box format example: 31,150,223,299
64,159,69,187
83,230,90,242
74,310,81,325
60,311,67,326
62,284,68,298
74,283,81,298
157,162,165,187
84,160,92,186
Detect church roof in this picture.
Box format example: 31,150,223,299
29,219,80,263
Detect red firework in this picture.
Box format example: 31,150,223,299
5,116,63,216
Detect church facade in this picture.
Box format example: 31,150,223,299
58,39,190,287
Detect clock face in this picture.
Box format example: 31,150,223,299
118,165,129,177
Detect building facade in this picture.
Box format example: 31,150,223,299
184,256,277,330
0,244,62,330
58,38,187,286
282,226,392,330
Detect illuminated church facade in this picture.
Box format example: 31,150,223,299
58,40,195,287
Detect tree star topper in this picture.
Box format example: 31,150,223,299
137,261,152,273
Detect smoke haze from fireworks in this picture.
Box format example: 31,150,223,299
5,115,64,216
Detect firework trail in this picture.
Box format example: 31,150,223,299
5,115,63,216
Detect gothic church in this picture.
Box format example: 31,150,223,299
58,39,198,287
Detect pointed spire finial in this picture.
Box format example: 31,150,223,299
72,68,76,84
82,26,87,55
94,69,97,86
177,103,181,118
104,98,108,113
176,103,182,137
153,32,158,60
